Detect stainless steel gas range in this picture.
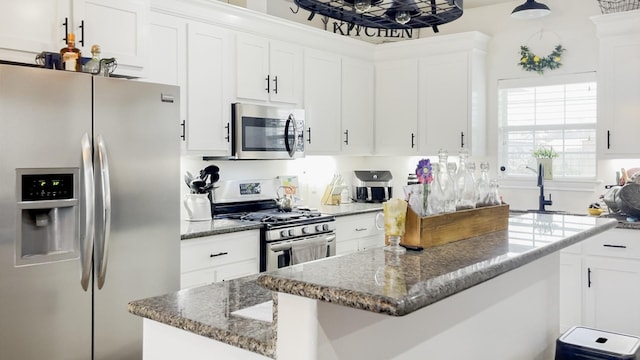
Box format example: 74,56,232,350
212,179,336,272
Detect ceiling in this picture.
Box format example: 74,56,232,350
466,0,514,9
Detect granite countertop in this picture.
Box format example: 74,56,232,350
128,274,277,358
132,212,617,357
318,202,383,217
180,219,262,240
257,213,618,316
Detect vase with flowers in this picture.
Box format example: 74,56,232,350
415,158,433,216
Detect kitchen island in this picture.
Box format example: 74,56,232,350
129,213,617,359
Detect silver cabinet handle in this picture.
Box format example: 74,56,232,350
96,135,112,290
80,133,95,291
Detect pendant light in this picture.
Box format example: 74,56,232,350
293,0,463,31
511,0,551,19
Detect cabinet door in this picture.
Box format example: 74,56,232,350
236,33,270,102
0,0,69,62
419,52,468,154
72,0,148,76
559,253,582,333
269,40,302,104
599,39,640,156
375,59,418,155
186,21,232,155
303,48,342,154
342,57,374,155
583,256,640,335
148,12,187,149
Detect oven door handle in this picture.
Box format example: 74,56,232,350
269,240,293,253
269,234,335,253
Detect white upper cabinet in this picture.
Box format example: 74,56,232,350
593,11,640,158
0,0,148,77
374,32,488,156
0,0,70,64
418,50,486,155
72,0,148,77
147,11,187,148
303,48,342,154
186,21,232,156
147,12,231,156
374,58,419,155
236,33,302,105
341,56,374,155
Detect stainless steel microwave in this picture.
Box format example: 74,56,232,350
232,103,305,160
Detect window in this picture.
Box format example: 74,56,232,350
498,73,597,179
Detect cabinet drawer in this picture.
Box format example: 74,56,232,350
181,230,259,273
359,235,384,251
336,213,383,240
584,229,640,260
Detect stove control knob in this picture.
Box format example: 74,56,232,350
302,227,311,234
288,229,295,236
315,225,323,232
323,224,330,231
280,230,288,238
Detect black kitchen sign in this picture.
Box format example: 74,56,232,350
332,21,416,40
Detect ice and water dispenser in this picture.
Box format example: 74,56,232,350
16,168,80,266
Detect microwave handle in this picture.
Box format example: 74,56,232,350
284,113,298,158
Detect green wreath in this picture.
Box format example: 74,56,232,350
519,44,565,75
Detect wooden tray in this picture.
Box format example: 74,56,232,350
400,204,509,248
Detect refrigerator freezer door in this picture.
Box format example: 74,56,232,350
0,65,93,359
92,77,180,360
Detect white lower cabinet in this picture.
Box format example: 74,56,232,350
335,212,384,256
180,230,259,289
560,228,640,335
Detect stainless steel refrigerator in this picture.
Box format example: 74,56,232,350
0,64,180,359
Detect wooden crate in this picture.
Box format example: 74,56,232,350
400,204,509,248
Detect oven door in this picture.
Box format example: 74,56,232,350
266,233,335,272
232,103,304,160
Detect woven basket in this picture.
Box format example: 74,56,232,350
597,0,640,13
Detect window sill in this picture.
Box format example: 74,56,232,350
499,177,604,193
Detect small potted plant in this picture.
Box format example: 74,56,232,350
533,146,559,180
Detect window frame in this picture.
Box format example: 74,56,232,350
497,72,598,181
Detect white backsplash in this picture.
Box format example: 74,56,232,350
181,155,640,220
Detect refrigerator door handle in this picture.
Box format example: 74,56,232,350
80,133,95,291
96,135,112,290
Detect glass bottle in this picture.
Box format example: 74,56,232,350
455,149,476,211
476,162,491,207
60,33,81,71
437,149,456,213
487,179,502,206
83,44,102,75
428,163,444,215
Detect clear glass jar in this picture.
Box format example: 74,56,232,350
487,179,501,206
476,162,491,207
455,149,476,211
428,163,444,215
437,149,456,213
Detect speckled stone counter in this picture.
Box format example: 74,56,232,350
180,219,262,240
257,213,618,316
318,202,382,217
130,213,617,358
128,274,276,358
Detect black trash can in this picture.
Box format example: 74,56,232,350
556,326,640,360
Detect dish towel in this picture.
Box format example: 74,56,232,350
291,237,328,265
